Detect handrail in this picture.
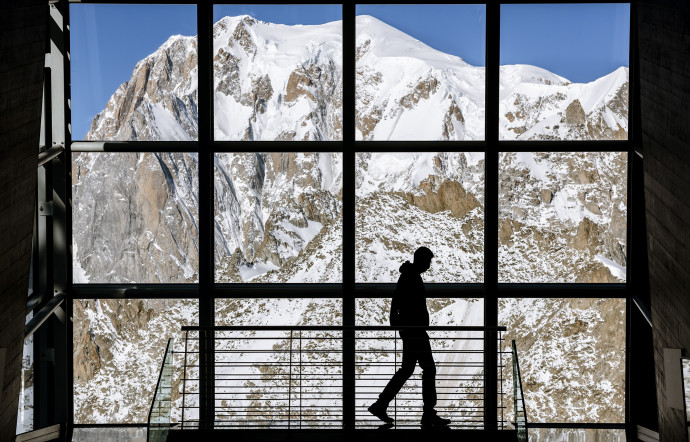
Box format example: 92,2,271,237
147,338,175,442
512,340,528,441
182,325,507,331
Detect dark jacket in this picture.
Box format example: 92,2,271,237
390,261,430,327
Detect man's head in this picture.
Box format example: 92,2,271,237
413,246,434,273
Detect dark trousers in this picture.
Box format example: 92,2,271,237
376,330,437,413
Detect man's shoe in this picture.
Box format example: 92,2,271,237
421,413,451,427
368,404,394,423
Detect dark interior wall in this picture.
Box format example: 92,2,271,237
0,1,47,439
638,1,690,440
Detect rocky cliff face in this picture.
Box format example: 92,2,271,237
72,152,199,283
214,152,343,282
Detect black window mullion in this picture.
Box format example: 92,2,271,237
342,1,356,430
485,0,500,432
197,0,214,430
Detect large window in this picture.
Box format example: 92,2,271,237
56,1,634,434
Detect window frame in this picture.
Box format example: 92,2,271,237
55,0,637,432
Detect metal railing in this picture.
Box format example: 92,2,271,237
149,326,515,433
512,340,528,441
147,339,175,442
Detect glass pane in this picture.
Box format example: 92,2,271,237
213,5,342,140
356,299,484,428
73,299,198,424
16,317,33,435
681,358,690,424
498,152,628,283
72,152,199,283
72,427,147,442
215,153,342,283
356,5,485,140
70,5,198,141
215,298,342,427
527,428,626,442
356,298,484,326
500,4,630,140
356,152,484,282
215,298,342,326
499,298,626,424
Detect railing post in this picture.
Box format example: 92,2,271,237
288,330,293,429
485,328,498,431
499,330,504,430
394,330,397,423
181,330,188,427
199,329,215,430
299,330,302,429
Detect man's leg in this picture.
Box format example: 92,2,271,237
416,331,437,414
369,332,417,422
417,331,450,426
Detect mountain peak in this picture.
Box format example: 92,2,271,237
356,14,469,68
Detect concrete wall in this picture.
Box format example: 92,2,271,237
638,1,690,440
0,1,47,439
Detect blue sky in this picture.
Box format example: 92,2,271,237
71,4,629,139
501,3,630,83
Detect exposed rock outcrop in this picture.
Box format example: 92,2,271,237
565,99,586,125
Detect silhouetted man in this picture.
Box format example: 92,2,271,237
368,246,451,427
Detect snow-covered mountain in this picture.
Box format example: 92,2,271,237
499,65,628,140
85,15,342,141
86,35,199,141
355,15,485,140
213,16,342,141
85,14,627,143
355,15,628,141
